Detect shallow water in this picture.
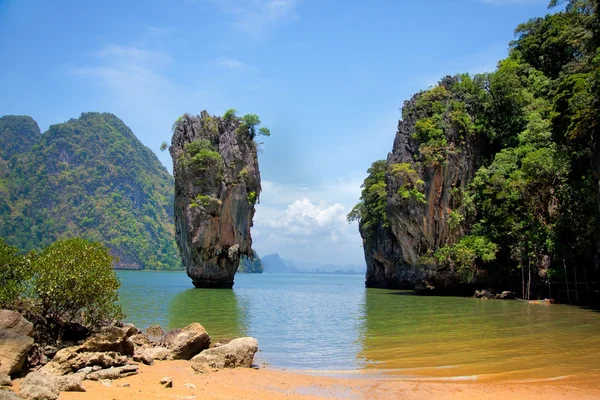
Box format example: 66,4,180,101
117,271,600,381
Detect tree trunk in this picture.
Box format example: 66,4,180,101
527,258,532,301
522,264,525,300
563,259,571,304
583,266,590,305
574,266,579,304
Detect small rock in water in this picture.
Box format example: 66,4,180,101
183,383,196,389
160,376,173,388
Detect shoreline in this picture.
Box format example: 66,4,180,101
19,361,598,400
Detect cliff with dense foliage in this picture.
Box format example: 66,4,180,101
0,113,180,270
351,0,600,301
170,110,266,288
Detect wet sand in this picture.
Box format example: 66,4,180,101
10,360,600,400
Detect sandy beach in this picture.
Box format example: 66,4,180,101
9,360,599,400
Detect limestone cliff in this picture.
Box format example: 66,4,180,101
360,77,483,289
170,111,261,288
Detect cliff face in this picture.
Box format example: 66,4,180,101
361,78,483,289
170,111,261,288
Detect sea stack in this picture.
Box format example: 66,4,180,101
170,111,261,288
358,77,483,290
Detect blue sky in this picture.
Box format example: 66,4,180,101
0,0,553,266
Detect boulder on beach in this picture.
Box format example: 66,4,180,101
190,337,258,373
0,311,34,376
161,323,210,360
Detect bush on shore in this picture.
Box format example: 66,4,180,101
0,237,124,343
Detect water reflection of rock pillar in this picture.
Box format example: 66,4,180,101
168,288,248,339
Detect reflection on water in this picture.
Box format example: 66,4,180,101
117,271,600,380
360,289,600,381
168,288,247,338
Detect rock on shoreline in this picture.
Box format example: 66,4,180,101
0,310,259,399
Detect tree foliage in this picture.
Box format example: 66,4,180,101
356,1,600,297
0,113,180,270
31,238,124,339
347,160,389,245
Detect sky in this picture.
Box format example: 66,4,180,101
0,0,554,266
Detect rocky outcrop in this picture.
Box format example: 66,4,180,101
361,77,483,289
170,111,261,288
0,311,35,376
190,337,258,373
161,323,210,360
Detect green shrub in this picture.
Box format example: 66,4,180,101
224,108,238,121
0,238,32,308
247,191,257,205
31,238,124,339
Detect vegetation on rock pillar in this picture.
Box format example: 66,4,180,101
170,110,269,288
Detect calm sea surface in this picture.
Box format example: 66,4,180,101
117,271,600,381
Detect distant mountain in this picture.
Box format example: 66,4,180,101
262,253,298,273
264,254,365,275
0,113,180,270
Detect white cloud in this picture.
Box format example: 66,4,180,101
251,176,366,265
212,0,301,37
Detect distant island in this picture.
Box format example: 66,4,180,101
261,253,365,275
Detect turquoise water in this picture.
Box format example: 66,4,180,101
117,271,600,381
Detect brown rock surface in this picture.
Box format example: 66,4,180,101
190,337,257,373
162,323,210,360
0,311,34,376
170,111,261,288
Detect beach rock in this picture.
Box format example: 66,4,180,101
162,323,210,360
0,373,11,387
0,329,35,376
136,345,172,361
55,375,86,392
19,372,59,400
129,334,151,347
41,348,128,376
0,312,34,337
496,291,514,300
85,364,138,381
160,376,172,388
170,111,261,288
190,337,258,373
132,353,153,366
146,326,164,342
79,324,139,356
0,389,23,400
183,383,196,389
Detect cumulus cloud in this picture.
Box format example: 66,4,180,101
252,177,365,265
260,198,347,237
